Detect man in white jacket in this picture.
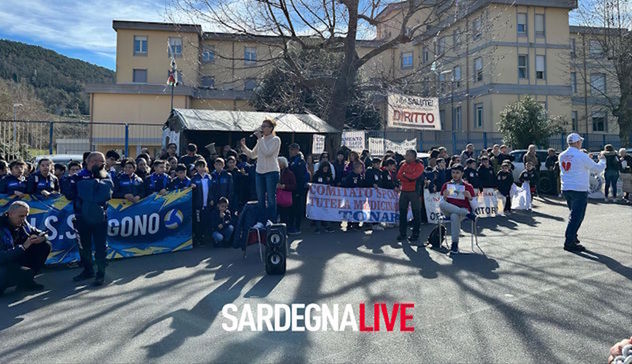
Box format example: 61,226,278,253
558,133,606,252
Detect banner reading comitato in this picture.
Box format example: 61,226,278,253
387,93,441,130
306,184,401,223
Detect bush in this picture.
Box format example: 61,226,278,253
498,97,565,149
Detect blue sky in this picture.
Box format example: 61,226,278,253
0,0,592,71
0,0,173,70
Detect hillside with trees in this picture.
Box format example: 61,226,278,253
0,39,115,117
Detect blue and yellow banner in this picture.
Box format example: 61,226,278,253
0,188,192,265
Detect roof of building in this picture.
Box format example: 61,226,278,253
167,109,338,134
113,20,201,33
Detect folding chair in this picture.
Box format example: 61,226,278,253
437,214,482,253
243,227,266,261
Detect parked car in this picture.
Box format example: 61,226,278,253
510,149,560,195
509,149,549,180
33,154,84,167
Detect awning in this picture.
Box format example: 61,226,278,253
167,109,339,134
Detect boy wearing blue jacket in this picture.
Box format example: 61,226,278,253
168,164,192,190
113,159,144,202
144,160,170,196
211,158,233,205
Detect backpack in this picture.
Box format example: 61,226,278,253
427,225,447,249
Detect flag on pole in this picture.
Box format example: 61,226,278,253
167,41,178,86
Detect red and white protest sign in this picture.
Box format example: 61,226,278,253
387,93,441,130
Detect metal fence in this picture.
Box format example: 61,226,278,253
366,129,627,154
0,120,164,160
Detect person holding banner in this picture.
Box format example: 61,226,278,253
240,118,281,224
396,150,424,244
559,133,606,252
439,164,477,255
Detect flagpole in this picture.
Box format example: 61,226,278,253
170,83,174,111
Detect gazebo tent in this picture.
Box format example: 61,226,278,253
164,109,339,157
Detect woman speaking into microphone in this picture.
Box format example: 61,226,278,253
240,118,281,222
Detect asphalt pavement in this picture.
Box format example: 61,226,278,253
0,196,631,363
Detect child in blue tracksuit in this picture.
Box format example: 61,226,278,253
0,160,27,197
168,164,192,190
113,159,144,202
211,158,233,205
210,197,234,247
143,160,170,196
26,158,60,197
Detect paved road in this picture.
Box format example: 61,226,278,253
0,197,631,363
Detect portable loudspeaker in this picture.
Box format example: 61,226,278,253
264,223,287,275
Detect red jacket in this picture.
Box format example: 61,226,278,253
397,161,424,192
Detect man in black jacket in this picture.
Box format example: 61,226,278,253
0,201,50,294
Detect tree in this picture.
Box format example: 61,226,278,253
574,0,632,146
498,97,564,149
250,49,381,130
172,0,460,132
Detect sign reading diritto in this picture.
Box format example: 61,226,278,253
387,93,442,131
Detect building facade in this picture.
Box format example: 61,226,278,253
87,2,621,154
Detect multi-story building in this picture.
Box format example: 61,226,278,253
87,2,621,154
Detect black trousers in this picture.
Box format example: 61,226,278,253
500,191,512,211
288,189,306,230
399,191,421,237
193,207,212,245
0,241,51,290
76,219,107,274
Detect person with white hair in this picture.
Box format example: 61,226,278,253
558,133,606,252
63,151,113,286
0,201,50,294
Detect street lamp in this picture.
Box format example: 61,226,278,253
12,103,22,142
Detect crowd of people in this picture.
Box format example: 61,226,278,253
0,114,631,292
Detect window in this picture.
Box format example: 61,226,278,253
535,14,545,36
590,73,606,95
244,78,257,91
401,51,413,69
474,57,483,82
439,72,446,93
202,46,215,63
571,111,578,131
571,72,577,94
518,55,528,79
132,69,147,83
453,28,461,48
517,13,527,35
134,36,147,55
200,76,215,88
473,17,482,40
168,37,182,58
422,47,429,64
535,55,545,80
592,111,606,132
589,40,602,56
244,47,257,65
453,65,461,87
475,104,484,128
570,38,576,57
437,37,446,55
453,106,462,130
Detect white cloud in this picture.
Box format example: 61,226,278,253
0,0,168,57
